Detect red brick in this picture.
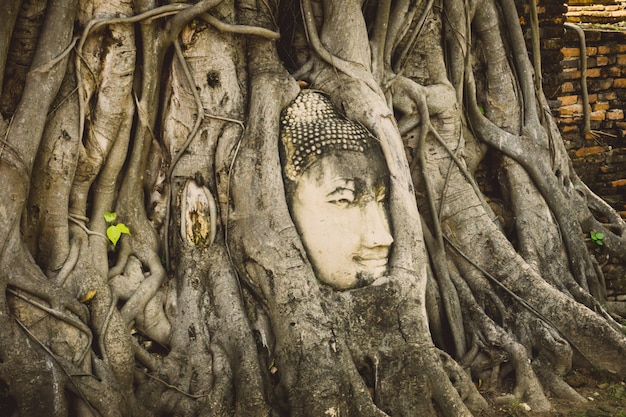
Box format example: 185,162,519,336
587,68,602,78
562,47,581,57
599,91,617,101
589,78,615,91
562,125,580,133
562,69,582,80
558,95,579,106
558,115,584,124
575,146,607,157
596,56,610,66
614,78,626,88
560,104,584,115
560,82,577,93
562,57,580,70
610,179,626,188
607,109,625,120
590,110,606,121
609,66,622,77
594,101,610,111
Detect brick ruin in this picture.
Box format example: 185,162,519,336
517,0,626,217
516,0,626,298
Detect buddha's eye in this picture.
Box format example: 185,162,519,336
327,188,355,207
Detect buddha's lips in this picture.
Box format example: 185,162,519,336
353,256,388,270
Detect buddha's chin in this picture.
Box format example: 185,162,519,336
351,267,386,289
318,264,388,290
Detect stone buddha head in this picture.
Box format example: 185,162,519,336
280,90,393,290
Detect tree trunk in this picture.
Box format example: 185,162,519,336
0,0,625,416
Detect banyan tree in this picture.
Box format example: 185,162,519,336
1,0,625,415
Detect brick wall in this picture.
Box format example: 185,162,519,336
557,29,626,215
507,1,625,215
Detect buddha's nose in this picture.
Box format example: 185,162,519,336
361,200,394,248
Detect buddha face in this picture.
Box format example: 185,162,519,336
288,151,393,289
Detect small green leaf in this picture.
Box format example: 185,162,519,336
478,105,484,115
595,232,604,240
107,225,122,246
116,223,131,235
106,223,131,246
596,240,604,246
104,211,117,223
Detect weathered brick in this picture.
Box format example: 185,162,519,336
589,78,615,90
596,55,610,66
562,125,580,133
558,95,579,106
560,104,584,115
590,110,606,121
609,66,622,77
562,47,581,57
614,78,626,88
598,45,616,55
558,115,584,124
562,69,582,80
619,44,626,53
618,54,626,66
607,109,625,120
559,82,577,93
594,101,610,111
562,57,580,69
610,179,626,188
575,146,607,157
587,68,602,78
599,91,617,101
588,93,598,103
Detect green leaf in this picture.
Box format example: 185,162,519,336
595,232,604,240
596,240,603,246
104,211,117,223
106,223,131,246
116,223,131,235
478,105,484,115
107,225,122,246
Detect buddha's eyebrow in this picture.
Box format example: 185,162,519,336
319,177,354,189
326,186,354,197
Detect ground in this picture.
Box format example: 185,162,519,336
480,250,626,417
479,367,626,417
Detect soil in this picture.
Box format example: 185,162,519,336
479,250,626,417
479,367,626,417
